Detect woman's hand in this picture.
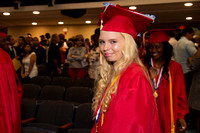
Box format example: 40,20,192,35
71,55,75,58
149,67,158,79
179,119,187,132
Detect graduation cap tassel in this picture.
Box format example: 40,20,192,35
100,19,103,65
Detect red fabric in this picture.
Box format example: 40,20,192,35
60,52,66,64
68,68,86,84
91,63,160,133
0,48,22,133
149,31,169,43
102,5,153,39
156,60,189,133
0,32,7,37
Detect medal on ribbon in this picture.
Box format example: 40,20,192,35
150,58,164,98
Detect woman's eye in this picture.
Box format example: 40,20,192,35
99,40,105,44
156,46,160,49
111,40,117,44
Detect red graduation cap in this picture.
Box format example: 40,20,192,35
148,29,176,43
0,31,7,38
101,5,154,40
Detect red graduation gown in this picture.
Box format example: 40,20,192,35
0,48,22,133
156,60,189,133
91,63,160,133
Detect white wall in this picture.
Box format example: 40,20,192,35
8,24,99,41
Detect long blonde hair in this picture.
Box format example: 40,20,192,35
92,32,151,117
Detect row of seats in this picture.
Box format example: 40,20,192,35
23,84,92,104
30,76,95,89
21,100,94,133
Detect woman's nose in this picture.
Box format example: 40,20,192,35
103,43,110,51
151,47,157,52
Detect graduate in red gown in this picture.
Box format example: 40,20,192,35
144,31,189,133
0,37,23,133
91,4,160,133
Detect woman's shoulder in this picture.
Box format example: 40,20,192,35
169,60,184,74
121,63,147,80
30,52,36,56
118,63,151,92
169,60,182,69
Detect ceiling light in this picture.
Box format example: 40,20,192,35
184,3,193,7
58,21,64,24
85,21,91,24
129,6,137,10
33,11,40,15
186,17,192,20
32,22,37,25
3,12,10,16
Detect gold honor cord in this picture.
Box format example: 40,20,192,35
101,75,120,126
169,70,175,133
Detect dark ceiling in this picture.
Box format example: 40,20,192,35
0,0,110,7
0,0,199,29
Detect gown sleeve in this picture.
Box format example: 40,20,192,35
174,64,189,119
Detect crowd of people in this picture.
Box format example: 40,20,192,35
0,30,101,83
0,3,200,133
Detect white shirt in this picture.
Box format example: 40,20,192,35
22,52,38,78
175,36,197,73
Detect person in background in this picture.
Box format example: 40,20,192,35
144,31,188,133
87,34,100,79
58,41,67,66
45,33,51,47
58,33,68,63
15,36,26,58
193,35,200,48
25,33,32,45
32,37,46,66
174,27,197,97
6,35,17,59
40,35,47,47
0,37,23,133
48,34,61,76
67,35,87,83
14,36,26,78
84,38,91,52
91,4,160,133
188,46,200,133
21,43,38,83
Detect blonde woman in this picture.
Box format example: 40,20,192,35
91,5,160,133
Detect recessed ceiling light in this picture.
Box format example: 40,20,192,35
184,3,193,7
33,11,40,15
85,21,91,24
186,17,192,20
3,12,10,16
129,6,137,10
32,22,37,25
58,21,64,24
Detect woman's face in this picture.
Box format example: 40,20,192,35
76,39,82,47
99,30,125,62
149,42,164,61
24,44,31,54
